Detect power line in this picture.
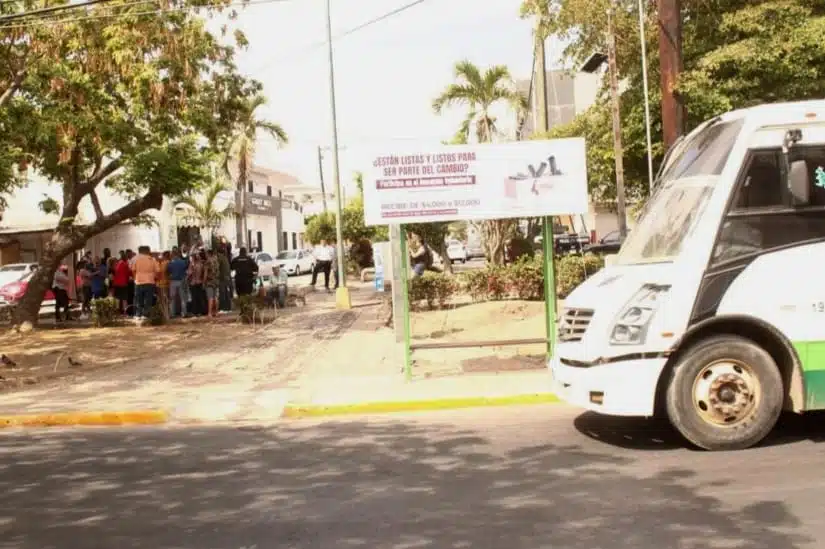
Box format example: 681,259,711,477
0,0,113,22
0,0,288,28
253,0,428,72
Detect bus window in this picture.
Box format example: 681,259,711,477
732,151,782,210
713,146,825,265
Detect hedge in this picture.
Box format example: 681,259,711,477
406,253,605,310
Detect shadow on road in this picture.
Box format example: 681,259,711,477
0,419,812,548
573,410,825,452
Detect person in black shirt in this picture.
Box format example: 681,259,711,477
231,247,258,296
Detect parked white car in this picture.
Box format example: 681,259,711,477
0,263,37,289
446,241,468,263
250,252,276,282
275,249,315,276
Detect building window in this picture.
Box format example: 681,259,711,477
257,231,263,252
247,230,252,250
291,232,297,249
282,231,288,250
247,180,254,193
278,190,283,199
266,185,272,197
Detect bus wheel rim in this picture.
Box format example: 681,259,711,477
691,359,760,427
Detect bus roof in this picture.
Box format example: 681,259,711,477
720,99,825,129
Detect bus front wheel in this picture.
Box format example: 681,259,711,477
665,335,783,451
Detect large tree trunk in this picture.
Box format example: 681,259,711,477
11,229,80,327
482,219,514,265
11,187,162,327
433,240,453,274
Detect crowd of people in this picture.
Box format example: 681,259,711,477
59,243,263,321
48,238,344,322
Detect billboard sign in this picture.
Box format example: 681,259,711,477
360,138,588,226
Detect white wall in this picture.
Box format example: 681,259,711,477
84,224,160,256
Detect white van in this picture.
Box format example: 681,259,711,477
549,99,825,451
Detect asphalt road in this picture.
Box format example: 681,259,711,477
1,405,825,549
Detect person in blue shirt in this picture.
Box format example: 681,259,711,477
90,256,108,299
167,250,190,317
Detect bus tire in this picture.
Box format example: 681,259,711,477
665,335,782,451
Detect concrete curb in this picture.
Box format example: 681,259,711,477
281,393,560,419
0,410,169,429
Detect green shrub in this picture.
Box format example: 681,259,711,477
408,272,457,310
484,265,508,301
147,303,167,326
556,253,604,298
234,294,267,324
506,256,545,300
91,297,120,327
460,270,488,302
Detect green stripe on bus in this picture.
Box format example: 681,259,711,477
793,341,825,409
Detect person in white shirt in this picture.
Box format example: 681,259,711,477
52,264,71,322
310,239,333,290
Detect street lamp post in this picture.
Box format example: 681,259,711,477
324,0,351,309
637,0,655,192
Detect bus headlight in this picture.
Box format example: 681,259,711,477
609,284,670,345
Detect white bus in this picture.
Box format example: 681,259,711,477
549,99,825,451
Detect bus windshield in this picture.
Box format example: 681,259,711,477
617,179,714,264
615,117,744,265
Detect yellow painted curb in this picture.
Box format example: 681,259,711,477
0,410,169,429
282,393,560,419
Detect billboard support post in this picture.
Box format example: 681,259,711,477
542,217,557,359
398,224,413,381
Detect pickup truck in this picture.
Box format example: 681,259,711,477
553,231,590,254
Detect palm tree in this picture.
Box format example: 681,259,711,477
432,60,527,143
177,179,235,241
433,61,527,265
225,94,288,247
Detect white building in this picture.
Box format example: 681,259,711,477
0,163,318,266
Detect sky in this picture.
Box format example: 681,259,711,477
223,0,564,196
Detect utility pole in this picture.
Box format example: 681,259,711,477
534,31,550,133
657,0,684,149
316,146,329,212
607,4,628,239
324,0,351,309
637,0,655,193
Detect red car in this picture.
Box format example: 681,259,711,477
0,270,56,307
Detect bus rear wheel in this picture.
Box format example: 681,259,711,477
665,335,783,451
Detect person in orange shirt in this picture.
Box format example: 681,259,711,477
133,245,159,318
156,251,171,319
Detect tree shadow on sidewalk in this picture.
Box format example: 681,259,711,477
0,419,812,549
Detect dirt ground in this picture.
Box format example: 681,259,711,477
0,319,252,391
408,300,553,378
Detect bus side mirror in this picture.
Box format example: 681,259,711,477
788,160,811,207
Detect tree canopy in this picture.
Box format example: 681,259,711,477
521,0,825,202
0,0,264,324
304,172,388,246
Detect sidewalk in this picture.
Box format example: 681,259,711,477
279,287,559,418
0,281,561,428
0,289,358,427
